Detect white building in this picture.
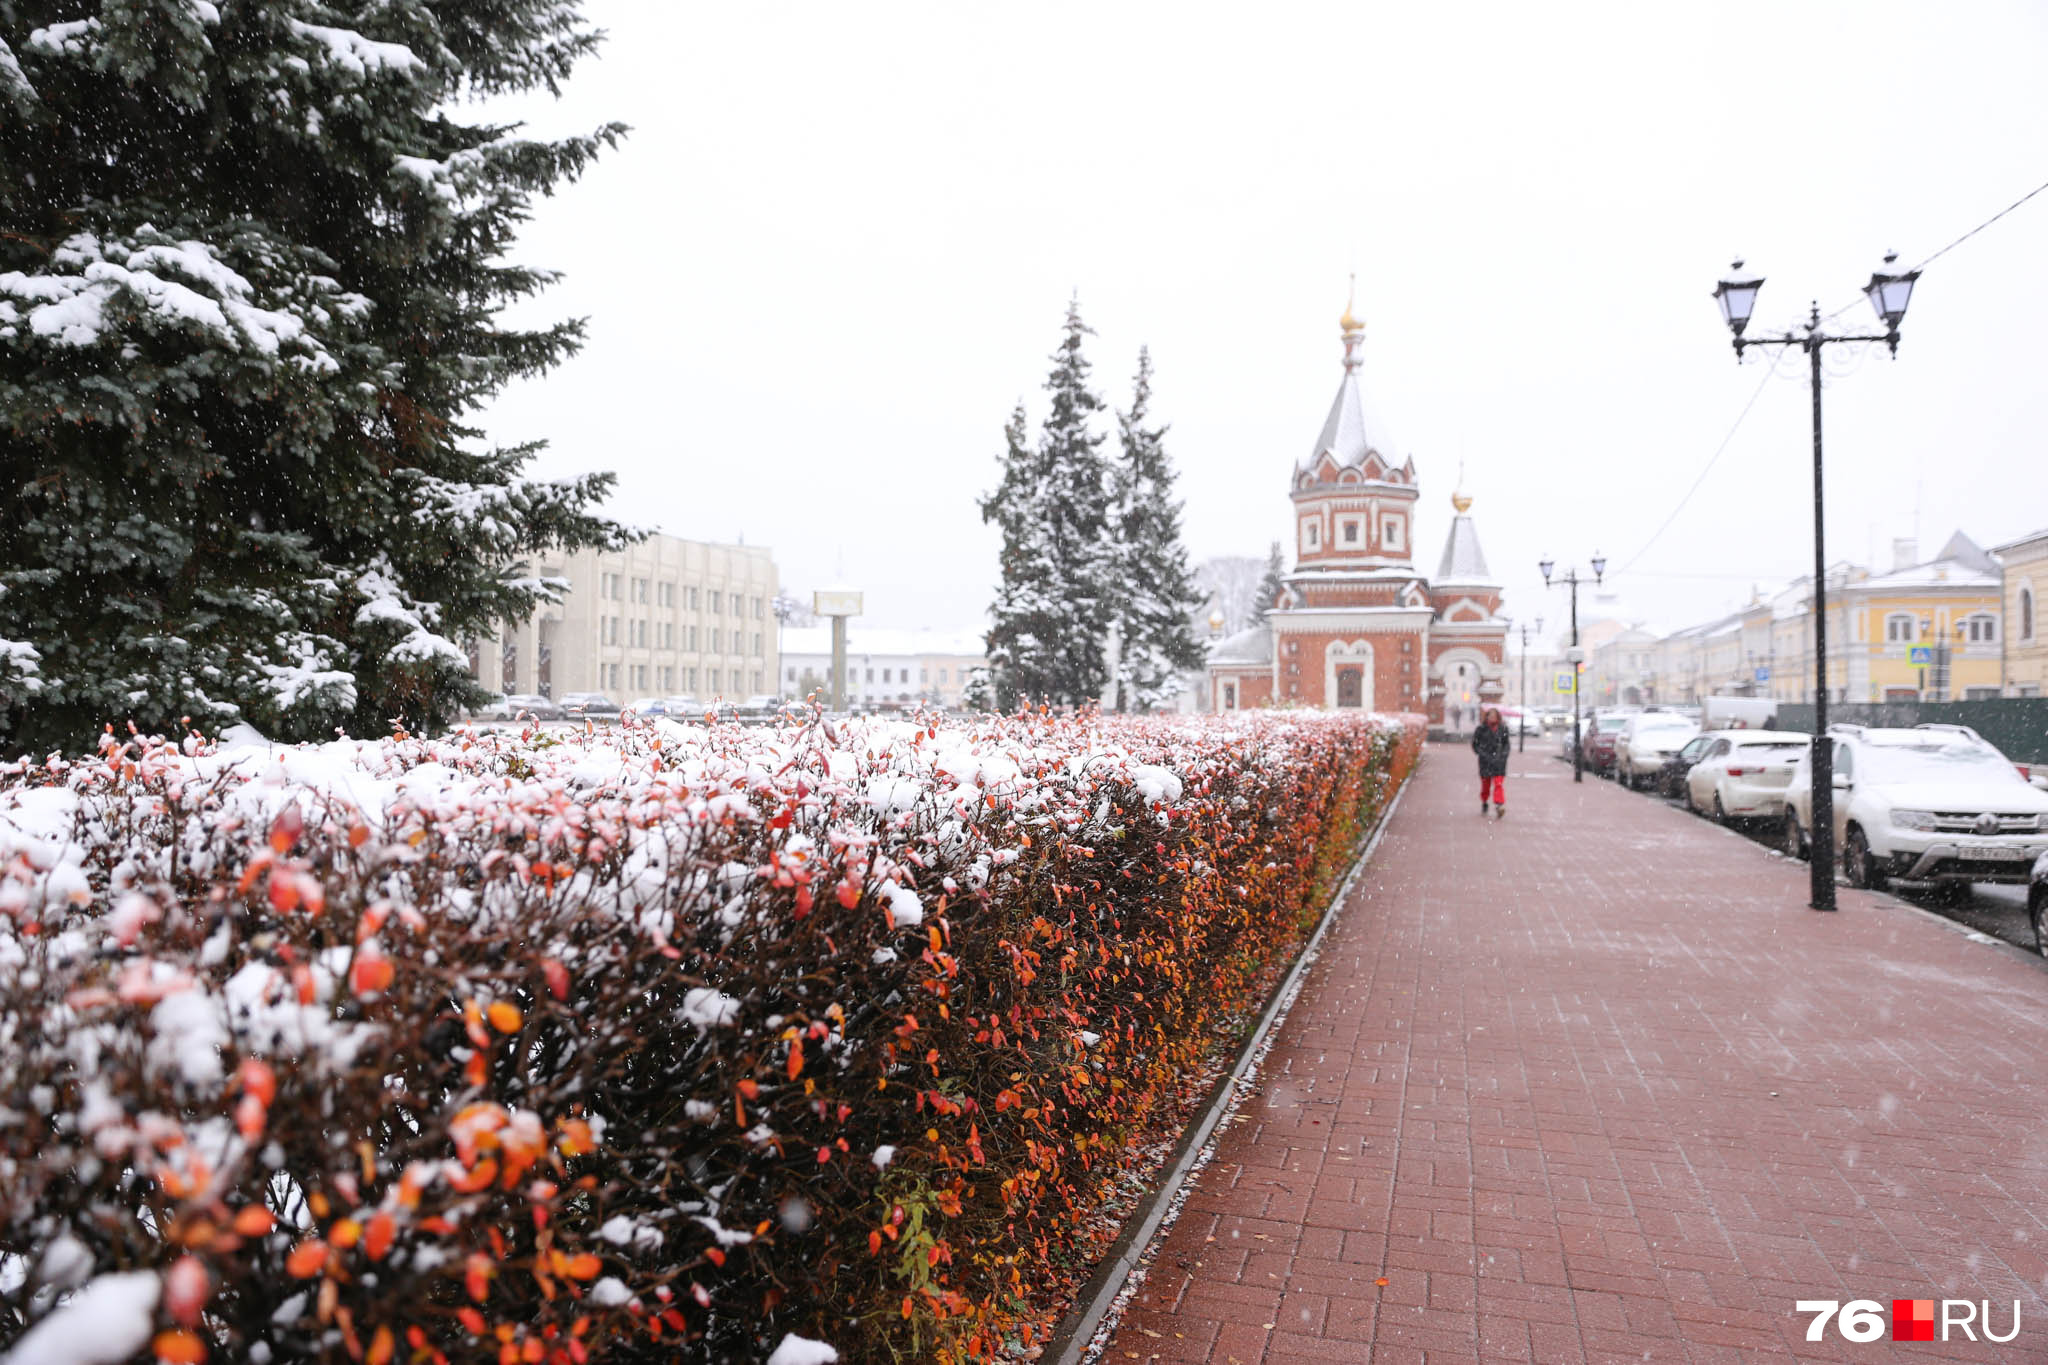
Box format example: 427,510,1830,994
475,534,780,701
780,626,987,710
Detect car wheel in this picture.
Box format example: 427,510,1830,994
1843,825,1887,892
1713,792,1730,825
1783,809,1807,861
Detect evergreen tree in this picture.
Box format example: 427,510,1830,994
1257,540,1287,620
0,0,629,754
1106,347,1202,711
981,300,1113,708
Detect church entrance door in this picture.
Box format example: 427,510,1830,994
1336,666,1363,708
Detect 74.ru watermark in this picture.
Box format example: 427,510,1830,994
1796,1299,2021,1344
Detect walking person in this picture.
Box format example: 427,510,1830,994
1473,704,1511,818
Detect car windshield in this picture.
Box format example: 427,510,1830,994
1733,740,1802,752
1861,742,2024,786
1635,720,1694,735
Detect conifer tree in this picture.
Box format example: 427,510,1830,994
1106,347,1203,711
981,300,1113,707
0,0,628,753
1257,540,1287,620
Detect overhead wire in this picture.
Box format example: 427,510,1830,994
1614,171,2048,581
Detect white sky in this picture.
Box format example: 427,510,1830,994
479,1,2048,650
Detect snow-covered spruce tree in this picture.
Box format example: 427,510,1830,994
1106,347,1201,711
980,299,1114,708
1257,539,1286,620
0,1,628,754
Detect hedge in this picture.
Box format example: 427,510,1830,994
0,707,1422,1363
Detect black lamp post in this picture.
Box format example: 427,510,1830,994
1540,555,1604,782
1713,251,1921,912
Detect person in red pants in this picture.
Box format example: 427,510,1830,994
1472,706,1510,818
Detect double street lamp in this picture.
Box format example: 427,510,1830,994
1712,251,1921,912
1540,554,1605,783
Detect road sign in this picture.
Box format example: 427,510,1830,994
1754,666,1770,682
1908,646,1933,664
1553,672,1576,693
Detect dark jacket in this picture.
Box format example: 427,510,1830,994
1472,721,1511,779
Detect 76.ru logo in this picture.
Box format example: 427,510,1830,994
1796,1298,2021,1344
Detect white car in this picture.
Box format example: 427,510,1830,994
1684,730,1808,822
1615,713,1701,790
1781,725,2048,891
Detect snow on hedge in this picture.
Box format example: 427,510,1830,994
0,707,1420,1361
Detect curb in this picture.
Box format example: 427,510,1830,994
1041,755,1419,1365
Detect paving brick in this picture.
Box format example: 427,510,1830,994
1099,746,2048,1362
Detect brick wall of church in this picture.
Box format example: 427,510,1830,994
1270,627,1427,711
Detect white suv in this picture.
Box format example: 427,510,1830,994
1781,726,2048,891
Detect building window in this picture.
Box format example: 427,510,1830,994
752,632,762,656
710,668,721,691
689,587,699,610
866,668,875,682
2023,585,2035,642
939,668,949,684
1885,613,1915,643
753,597,763,619
731,593,742,615
1965,614,1996,643
1222,682,1237,710
688,625,698,650
688,668,698,690
1340,517,1360,545
787,666,796,682
1964,686,2000,700
633,578,649,603
712,628,722,652
753,670,763,692
1383,517,1404,551
1302,519,1320,550
606,663,621,690
711,592,722,614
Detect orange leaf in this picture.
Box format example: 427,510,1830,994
542,958,569,1001
351,953,393,998
736,1079,758,1100
238,1057,277,1106
330,1218,361,1249
232,1205,275,1237
286,1239,328,1278
487,1001,523,1034
164,1256,211,1327
451,1158,499,1193
465,1051,488,1087
563,1254,601,1281
786,1041,804,1081
366,1325,395,1365
364,1211,395,1262
152,1329,207,1364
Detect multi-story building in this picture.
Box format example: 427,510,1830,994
1206,300,1506,724
778,626,987,710
1616,533,2002,708
473,534,780,701
1993,527,2048,697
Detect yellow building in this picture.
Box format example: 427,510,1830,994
1834,534,2002,702
1993,527,2048,697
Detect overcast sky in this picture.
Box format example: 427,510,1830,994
479,1,2048,651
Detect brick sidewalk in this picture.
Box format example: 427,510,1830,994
1099,743,2048,1363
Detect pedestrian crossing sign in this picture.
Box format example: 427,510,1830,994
1553,672,1576,693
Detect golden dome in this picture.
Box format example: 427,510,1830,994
1340,274,1364,335
1452,490,1473,514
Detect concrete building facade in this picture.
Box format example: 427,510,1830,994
778,626,987,710
474,534,780,702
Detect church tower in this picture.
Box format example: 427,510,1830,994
1206,286,1508,726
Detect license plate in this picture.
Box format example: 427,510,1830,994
1974,846,2028,862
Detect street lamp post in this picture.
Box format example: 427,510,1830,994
1540,555,1604,782
1713,251,1921,912
1516,617,1545,752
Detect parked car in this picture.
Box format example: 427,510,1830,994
2031,850,2048,955
740,694,781,715
625,697,671,716
1657,733,1720,799
1780,726,2048,891
1683,729,1809,822
663,695,705,718
558,691,621,718
477,692,564,722
1580,712,1637,776
1615,713,1701,790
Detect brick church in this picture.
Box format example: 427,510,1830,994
1208,299,1506,725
